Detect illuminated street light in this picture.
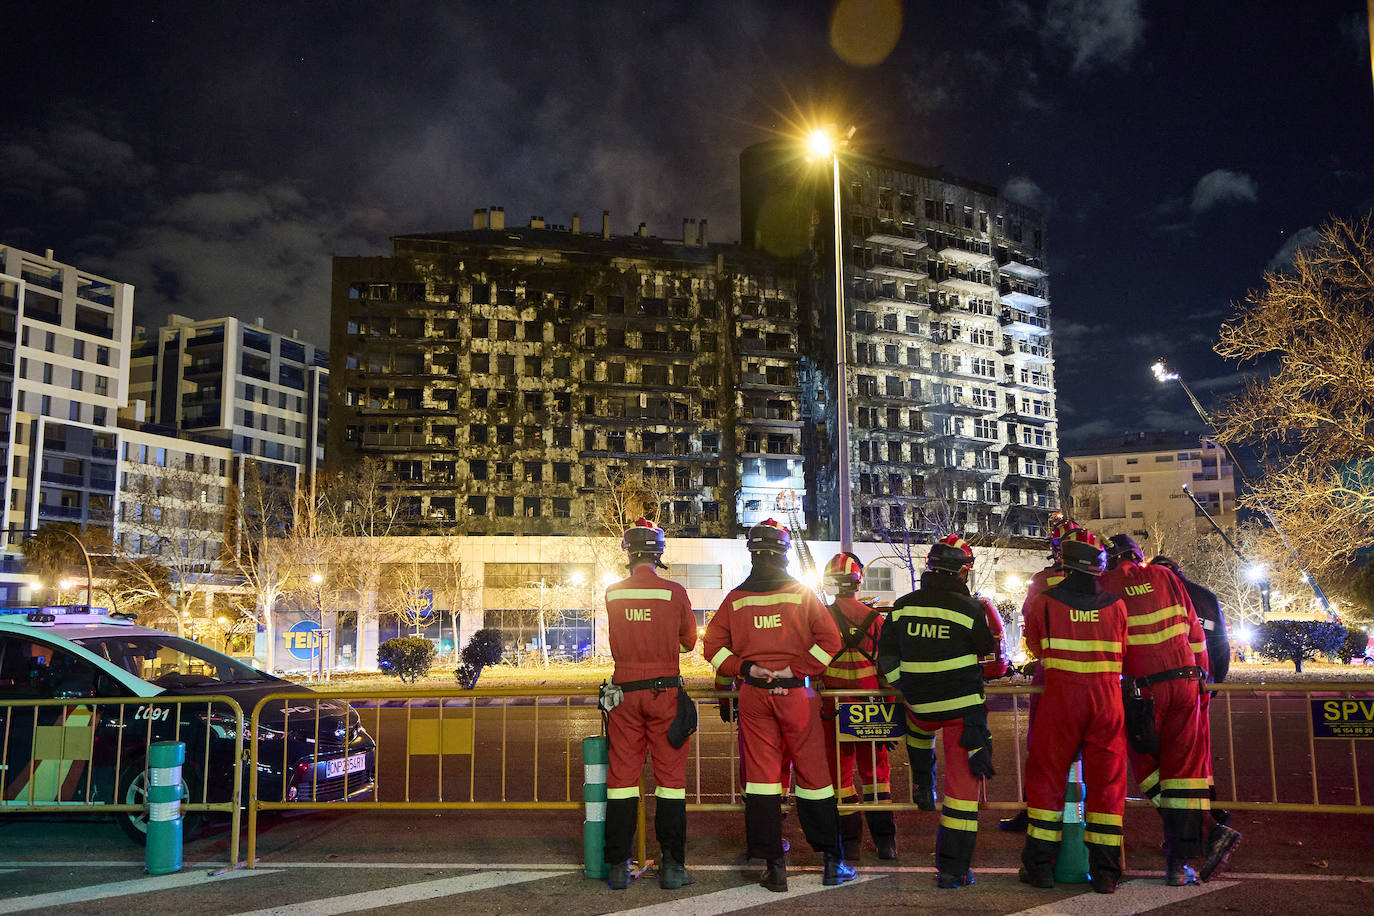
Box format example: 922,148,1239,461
1153,357,1332,617
1244,563,1267,584
310,573,324,585
808,124,856,552
568,571,585,586
59,579,73,591
28,581,42,592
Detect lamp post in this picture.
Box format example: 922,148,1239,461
808,127,856,552
1179,483,1271,625
1151,360,1331,617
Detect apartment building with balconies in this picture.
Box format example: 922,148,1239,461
1067,432,1238,547
740,141,1059,540
328,210,809,535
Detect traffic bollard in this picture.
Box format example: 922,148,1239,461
582,736,609,880
1054,758,1090,884
145,741,186,875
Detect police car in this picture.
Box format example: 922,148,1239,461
0,605,375,841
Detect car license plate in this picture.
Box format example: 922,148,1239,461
325,752,367,779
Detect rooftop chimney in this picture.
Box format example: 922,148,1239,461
530,215,545,229
699,219,709,247
637,222,648,238
490,206,505,230
602,210,611,239
571,212,580,235
473,208,489,229
683,218,696,246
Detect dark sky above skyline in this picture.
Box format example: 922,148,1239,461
4,1,1372,451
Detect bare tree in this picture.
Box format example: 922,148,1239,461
227,459,299,671
1213,215,1374,571
595,467,667,538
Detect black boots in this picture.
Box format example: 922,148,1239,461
1166,858,1198,886
1199,824,1241,881
999,809,1029,832
823,852,857,886
607,860,631,890
1018,866,1054,889
760,858,788,892
937,869,975,889
658,851,694,890
875,835,897,860
914,785,936,811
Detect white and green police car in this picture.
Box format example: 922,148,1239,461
0,605,375,841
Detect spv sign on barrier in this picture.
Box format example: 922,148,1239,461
836,701,905,741
1311,698,1374,739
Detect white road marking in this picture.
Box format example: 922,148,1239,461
0,867,276,914
606,873,884,916
1007,878,1237,915
226,869,562,916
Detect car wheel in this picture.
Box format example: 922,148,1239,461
116,760,203,844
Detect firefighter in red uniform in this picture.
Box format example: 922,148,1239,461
602,519,698,891
1020,529,1129,894
878,535,997,890
1150,554,1242,880
702,519,854,892
819,553,897,862
1101,535,1212,886
1001,517,1079,833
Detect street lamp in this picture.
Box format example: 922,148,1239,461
809,125,856,552
1152,358,1331,616
1180,483,1271,625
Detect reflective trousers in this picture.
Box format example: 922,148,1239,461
604,688,687,864
1022,676,1126,884
905,709,981,876
739,685,840,860
1128,676,1210,858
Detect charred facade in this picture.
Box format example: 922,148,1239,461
329,213,808,536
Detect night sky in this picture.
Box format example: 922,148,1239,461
4,1,1372,451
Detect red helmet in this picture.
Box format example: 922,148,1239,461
926,534,975,573
824,553,863,587
747,518,792,554
1050,518,1081,543
622,517,665,554
1060,529,1107,576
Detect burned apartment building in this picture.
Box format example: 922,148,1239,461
741,140,1059,539
328,210,809,536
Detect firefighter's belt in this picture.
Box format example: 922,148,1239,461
743,675,808,689
1133,666,1204,688
618,676,683,693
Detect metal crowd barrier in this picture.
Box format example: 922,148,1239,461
238,681,1374,868
0,695,245,867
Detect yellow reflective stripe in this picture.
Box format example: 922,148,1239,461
734,593,803,608
1084,830,1123,846
1086,811,1123,826
710,647,734,669
939,815,978,832
1128,605,1183,628
1028,825,1062,841
824,665,878,680
1139,769,1160,792
1160,797,1210,810
1127,621,1187,645
607,786,639,799
1042,658,1122,674
654,786,686,800
884,667,902,684
607,588,673,601
1190,641,1206,653
1160,777,1210,790
794,784,835,800
944,796,978,812
679,644,694,653
809,644,834,666
1045,637,1122,653
1028,807,1063,822
899,655,978,673
906,693,983,715
890,606,974,629
745,782,783,795
905,732,934,749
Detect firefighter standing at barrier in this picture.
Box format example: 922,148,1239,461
877,534,997,890
1019,529,1129,894
819,553,897,862
1001,517,1080,833
601,519,698,891
1149,554,1242,879
1100,535,1212,886
702,519,854,893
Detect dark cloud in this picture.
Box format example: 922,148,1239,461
1039,0,1146,73
1190,169,1258,214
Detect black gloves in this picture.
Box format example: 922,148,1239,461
959,718,996,779
718,698,738,723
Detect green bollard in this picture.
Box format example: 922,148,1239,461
582,736,609,880
1055,758,1090,884
145,741,186,875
